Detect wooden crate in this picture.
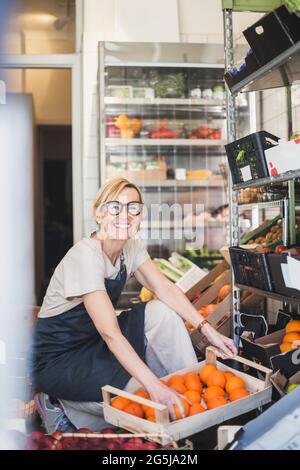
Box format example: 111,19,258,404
102,348,272,446
185,259,230,302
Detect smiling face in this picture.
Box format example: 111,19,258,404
96,187,143,240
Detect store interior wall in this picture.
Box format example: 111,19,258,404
81,0,264,235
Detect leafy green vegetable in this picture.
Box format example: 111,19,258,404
284,0,300,13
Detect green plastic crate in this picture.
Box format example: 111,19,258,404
222,0,283,12
240,214,282,245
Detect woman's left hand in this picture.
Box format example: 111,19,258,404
201,323,238,359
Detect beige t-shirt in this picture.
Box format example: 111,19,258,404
38,236,150,318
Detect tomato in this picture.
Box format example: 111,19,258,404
260,248,274,253
275,245,287,253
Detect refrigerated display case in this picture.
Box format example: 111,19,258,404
98,42,253,305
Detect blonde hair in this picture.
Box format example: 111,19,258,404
93,177,143,212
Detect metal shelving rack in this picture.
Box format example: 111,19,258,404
222,1,299,344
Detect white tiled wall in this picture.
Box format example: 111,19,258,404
259,84,300,138
261,88,288,138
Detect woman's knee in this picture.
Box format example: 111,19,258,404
145,299,184,327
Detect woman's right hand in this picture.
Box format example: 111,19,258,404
146,380,186,421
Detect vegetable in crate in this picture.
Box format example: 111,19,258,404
153,258,183,283
149,72,185,98
149,118,181,139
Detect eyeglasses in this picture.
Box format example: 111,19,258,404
101,201,144,216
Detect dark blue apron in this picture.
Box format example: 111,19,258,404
31,258,146,402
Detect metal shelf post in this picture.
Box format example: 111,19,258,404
224,8,241,346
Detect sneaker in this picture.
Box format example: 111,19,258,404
34,392,76,434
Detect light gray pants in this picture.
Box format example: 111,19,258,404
61,299,197,431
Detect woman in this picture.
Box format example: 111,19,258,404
31,177,237,433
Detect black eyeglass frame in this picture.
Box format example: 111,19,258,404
99,200,144,216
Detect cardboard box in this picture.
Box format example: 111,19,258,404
241,329,300,376
268,252,300,299
265,138,300,176
271,370,300,398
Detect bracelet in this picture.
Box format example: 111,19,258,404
197,318,209,332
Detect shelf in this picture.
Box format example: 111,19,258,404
106,138,227,147
233,169,300,190
238,199,285,211
104,97,226,107
136,179,224,188
236,284,300,305
230,40,300,94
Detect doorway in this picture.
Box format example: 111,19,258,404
38,124,73,301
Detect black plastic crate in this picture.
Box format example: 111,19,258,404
224,49,260,90
229,247,273,292
225,131,279,185
243,5,300,66
268,252,300,299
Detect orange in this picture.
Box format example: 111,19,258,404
224,371,235,383
217,284,231,303
205,304,218,317
183,390,201,404
111,396,131,411
123,402,144,418
147,415,156,423
207,396,228,410
134,390,150,399
198,305,209,317
173,398,190,420
170,382,188,394
206,370,226,389
225,376,245,394
280,342,294,353
203,386,225,402
199,364,217,385
184,372,202,393
145,407,155,419
283,332,300,343
168,375,185,386
189,404,206,416
229,388,250,402
160,380,168,386
133,389,152,413
286,320,300,334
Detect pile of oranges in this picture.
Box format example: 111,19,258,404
111,364,250,422
279,320,300,353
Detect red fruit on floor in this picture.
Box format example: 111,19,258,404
79,441,91,450
105,441,119,450
52,431,62,441
142,442,159,450
89,437,104,447
60,437,76,450
53,441,63,450
101,428,116,434
115,437,128,445
76,427,93,434
30,431,45,442
128,437,144,446
39,436,54,450
121,443,136,450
